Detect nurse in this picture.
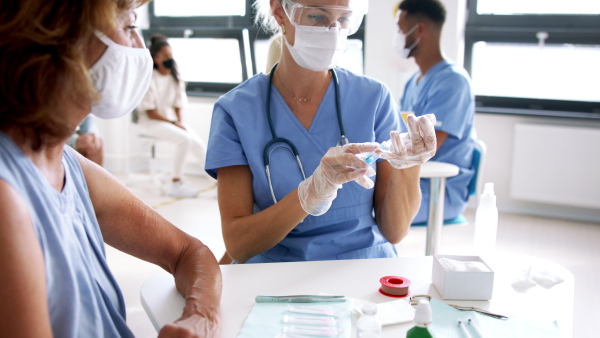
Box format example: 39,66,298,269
206,0,437,264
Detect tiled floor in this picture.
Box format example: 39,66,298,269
107,173,599,338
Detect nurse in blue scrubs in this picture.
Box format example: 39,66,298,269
395,0,476,224
206,0,437,264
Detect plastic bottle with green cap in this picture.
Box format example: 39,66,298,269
406,299,433,338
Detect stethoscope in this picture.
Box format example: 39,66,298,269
264,63,348,204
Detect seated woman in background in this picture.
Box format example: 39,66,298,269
207,0,437,264
67,115,104,166
137,34,209,198
0,0,221,336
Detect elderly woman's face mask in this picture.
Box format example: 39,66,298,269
88,30,152,119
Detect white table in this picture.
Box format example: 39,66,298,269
419,161,460,256
141,254,573,337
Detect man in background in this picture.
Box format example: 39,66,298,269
67,115,104,166
395,0,476,224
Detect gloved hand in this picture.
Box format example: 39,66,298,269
298,143,380,216
376,114,437,169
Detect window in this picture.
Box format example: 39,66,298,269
464,0,600,118
144,0,366,96
154,1,246,17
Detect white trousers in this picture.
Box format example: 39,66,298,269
137,120,206,179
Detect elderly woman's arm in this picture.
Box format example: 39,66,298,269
0,180,53,337
78,153,222,337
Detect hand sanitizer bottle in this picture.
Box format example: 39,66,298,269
356,302,381,338
406,299,433,338
473,182,499,256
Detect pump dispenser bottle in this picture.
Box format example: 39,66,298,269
406,299,433,338
473,182,498,256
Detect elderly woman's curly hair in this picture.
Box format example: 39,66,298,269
0,0,148,150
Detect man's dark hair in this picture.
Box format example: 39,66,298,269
398,0,446,27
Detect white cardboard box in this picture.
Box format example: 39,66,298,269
432,255,494,300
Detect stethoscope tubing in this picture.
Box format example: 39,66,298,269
263,63,346,203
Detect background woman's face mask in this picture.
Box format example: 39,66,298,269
394,24,420,59
89,31,153,119
162,58,175,69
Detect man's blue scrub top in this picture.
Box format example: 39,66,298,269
206,68,401,263
400,59,476,223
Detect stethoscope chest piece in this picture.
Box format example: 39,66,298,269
263,63,347,203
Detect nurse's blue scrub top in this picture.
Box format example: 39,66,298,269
400,60,475,223
206,68,400,263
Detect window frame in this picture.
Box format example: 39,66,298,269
464,0,600,119
144,0,366,96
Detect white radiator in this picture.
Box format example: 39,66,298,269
510,123,600,209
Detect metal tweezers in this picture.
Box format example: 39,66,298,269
448,304,508,320
255,295,346,303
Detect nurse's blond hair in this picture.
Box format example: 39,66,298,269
254,0,283,34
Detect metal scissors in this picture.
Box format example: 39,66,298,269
448,304,508,320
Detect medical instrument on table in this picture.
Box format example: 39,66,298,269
287,305,343,317
409,294,432,306
468,318,486,338
447,304,507,320
255,295,346,303
458,320,472,338
283,314,340,326
264,63,348,204
283,325,344,337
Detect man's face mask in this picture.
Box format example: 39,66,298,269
88,31,153,119
394,24,420,59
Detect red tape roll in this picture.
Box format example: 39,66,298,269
379,276,411,298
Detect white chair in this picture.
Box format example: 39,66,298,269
126,110,168,192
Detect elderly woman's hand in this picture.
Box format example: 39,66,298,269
377,114,437,169
298,142,380,216
158,309,221,338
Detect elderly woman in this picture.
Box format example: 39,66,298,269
206,0,437,264
0,0,221,336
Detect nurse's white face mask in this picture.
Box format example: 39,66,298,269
280,0,366,72
89,31,153,119
394,24,420,59
283,24,349,72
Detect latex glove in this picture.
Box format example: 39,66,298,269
376,114,436,169
298,143,380,216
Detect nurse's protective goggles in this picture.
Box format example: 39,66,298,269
282,0,369,36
